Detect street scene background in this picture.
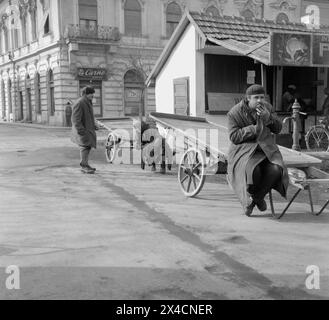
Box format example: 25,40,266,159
0,123,328,299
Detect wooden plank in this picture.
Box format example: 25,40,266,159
150,112,322,168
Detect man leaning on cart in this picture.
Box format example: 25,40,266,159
227,84,289,216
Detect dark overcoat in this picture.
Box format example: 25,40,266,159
227,99,289,208
71,96,97,148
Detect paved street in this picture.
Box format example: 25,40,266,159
0,123,329,300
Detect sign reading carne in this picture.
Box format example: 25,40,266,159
76,68,108,80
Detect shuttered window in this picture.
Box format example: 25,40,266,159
173,77,189,116
124,0,142,36
79,0,97,30
166,2,181,38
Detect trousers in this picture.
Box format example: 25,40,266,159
80,146,91,166
248,158,282,201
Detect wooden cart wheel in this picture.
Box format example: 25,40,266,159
105,132,118,163
178,148,206,197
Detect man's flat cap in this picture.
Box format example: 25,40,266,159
246,84,265,96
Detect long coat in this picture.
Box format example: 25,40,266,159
71,96,97,148
227,99,289,208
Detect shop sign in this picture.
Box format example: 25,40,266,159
313,34,329,66
76,68,108,80
271,32,329,67
271,33,311,66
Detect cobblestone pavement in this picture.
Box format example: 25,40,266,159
0,123,329,300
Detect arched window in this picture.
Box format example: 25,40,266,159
124,69,144,116
4,27,9,52
21,16,27,45
205,5,220,18
276,12,289,24
124,0,142,36
30,8,37,41
79,0,97,31
166,2,182,38
241,9,254,20
47,69,55,116
34,72,41,114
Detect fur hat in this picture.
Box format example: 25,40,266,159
82,86,95,95
246,84,265,96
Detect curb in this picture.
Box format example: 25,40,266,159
0,121,72,131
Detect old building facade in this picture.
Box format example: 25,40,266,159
0,0,328,126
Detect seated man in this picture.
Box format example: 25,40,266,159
227,84,289,216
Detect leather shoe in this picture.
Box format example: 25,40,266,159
244,198,255,217
255,199,267,212
81,167,95,174
85,164,96,171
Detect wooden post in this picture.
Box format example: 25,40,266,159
261,64,267,92
275,66,283,111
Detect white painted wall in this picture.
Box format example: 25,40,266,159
155,24,197,115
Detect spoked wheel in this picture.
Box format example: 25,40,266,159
305,125,329,152
178,148,206,197
105,132,118,163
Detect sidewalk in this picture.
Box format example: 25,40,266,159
0,120,72,131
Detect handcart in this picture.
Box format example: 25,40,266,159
96,118,135,164
96,117,173,172
149,112,329,219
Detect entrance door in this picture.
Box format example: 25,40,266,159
79,81,103,117
19,91,23,120
173,77,189,115
26,88,32,121
124,70,144,116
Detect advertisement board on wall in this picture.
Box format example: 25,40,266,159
313,34,329,66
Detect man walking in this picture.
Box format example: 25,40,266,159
71,86,98,174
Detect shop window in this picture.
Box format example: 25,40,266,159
124,0,142,36
166,2,182,38
47,69,55,116
276,12,289,24
205,5,220,18
124,69,144,116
